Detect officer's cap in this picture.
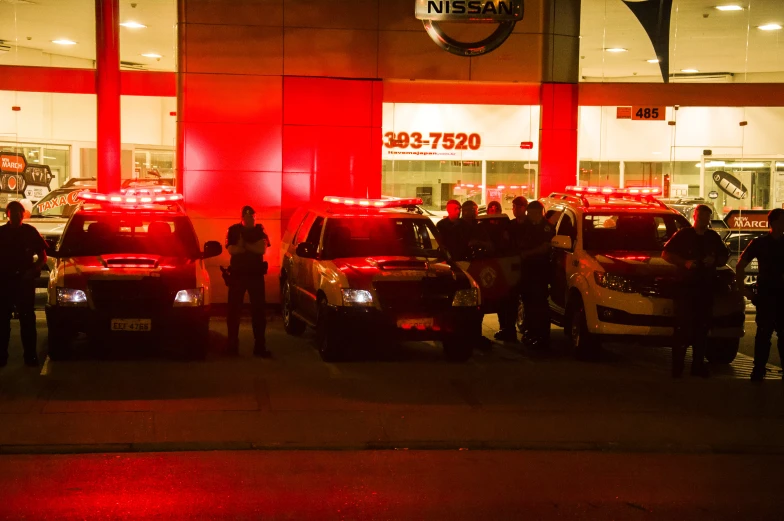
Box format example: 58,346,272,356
241,205,256,217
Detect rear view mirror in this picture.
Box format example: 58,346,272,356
296,242,317,259
203,241,222,259
551,235,573,250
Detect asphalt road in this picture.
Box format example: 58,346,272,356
1,451,781,520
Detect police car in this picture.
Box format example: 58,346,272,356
543,186,745,364
280,196,482,362
44,188,222,360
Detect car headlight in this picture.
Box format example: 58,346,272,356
593,271,636,293
341,289,373,307
452,288,479,307
174,288,204,307
57,288,88,307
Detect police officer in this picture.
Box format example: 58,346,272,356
735,208,784,382
225,205,271,358
662,204,730,378
436,199,462,256
517,200,554,349
456,200,492,259
0,201,47,367
496,196,528,342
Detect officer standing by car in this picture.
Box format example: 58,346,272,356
225,206,271,358
663,204,730,378
735,208,784,382
496,196,528,342
0,201,47,367
517,200,554,349
436,199,461,255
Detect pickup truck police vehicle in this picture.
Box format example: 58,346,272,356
543,186,745,364
280,196,482,362
45,188,222,360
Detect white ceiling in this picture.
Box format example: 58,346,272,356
581,0,784,81
0,0,176,71
0,0,782,81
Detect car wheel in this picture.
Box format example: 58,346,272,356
47,327,73,361
443,336,472,363
316,299,343,362
568,299,600,359
282,280,306,336
706,338,739,365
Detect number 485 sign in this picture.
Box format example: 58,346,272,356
632,106,665,121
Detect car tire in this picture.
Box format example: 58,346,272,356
706,338,739,365
282,280,306,336
568,298,600,359
316,299,344,362
47,327,73,361
443,336,472,363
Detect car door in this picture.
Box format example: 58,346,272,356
298,216,325,322
549,209,577,313
288,212,317,311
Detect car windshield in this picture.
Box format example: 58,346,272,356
725,233,763,253
583,212,690,251
59,213,201,258
322,216,443,259
31,189,85,218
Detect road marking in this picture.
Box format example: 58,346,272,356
39,356,51,376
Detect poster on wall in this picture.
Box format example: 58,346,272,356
382,104,538,162
0,154,54,203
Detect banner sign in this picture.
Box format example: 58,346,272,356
712,170,748,200
724,210,770,231
0,152,26,174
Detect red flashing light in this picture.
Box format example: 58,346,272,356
324,196,423,208
80,191,183,205
566,186,662,197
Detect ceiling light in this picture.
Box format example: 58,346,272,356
605,48,627,53
120,21,147,29
141,53,162,58
681,68,699,73
52,39,76,45
758,24,782,31
715,5,743,11
647,58,660,63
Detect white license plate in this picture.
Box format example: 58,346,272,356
397,317,434,330
111,319,152,332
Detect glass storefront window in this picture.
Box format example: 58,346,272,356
578,161,620,187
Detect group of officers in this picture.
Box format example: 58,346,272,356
435,197,555,350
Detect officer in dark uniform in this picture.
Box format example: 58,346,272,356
436,199,461,257
735,208,784,381
0,201,47,367
517,200,554,349
663,204,730,378
225,205,271,358
496,196,528,341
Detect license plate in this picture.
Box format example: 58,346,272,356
397,317,434,330
111,319,152,332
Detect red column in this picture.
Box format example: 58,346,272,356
538,83,578,197
95,0,121,193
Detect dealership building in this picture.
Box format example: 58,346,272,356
1,0,783,301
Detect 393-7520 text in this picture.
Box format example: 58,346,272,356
384,132,481,150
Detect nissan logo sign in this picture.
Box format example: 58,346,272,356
415,0,524,57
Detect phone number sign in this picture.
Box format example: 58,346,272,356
384,132,482,150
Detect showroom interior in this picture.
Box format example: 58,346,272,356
1,0,783,301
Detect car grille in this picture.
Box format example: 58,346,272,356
636,277,679,299
88,279,171,315
373,278,455,313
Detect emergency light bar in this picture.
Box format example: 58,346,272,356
323,196,423,208
566,186,662,196
80,191,183,204
120,187,177,197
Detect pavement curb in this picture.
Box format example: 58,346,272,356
3,440,784,456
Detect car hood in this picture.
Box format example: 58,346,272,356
60,254,197,287
592,252,678,277
332,256,461,282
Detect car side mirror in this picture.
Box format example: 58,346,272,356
44,239,58,258
203,241,223,259
551,235,573,251
296,242,317,259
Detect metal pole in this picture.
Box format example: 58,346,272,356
95,0,121,193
